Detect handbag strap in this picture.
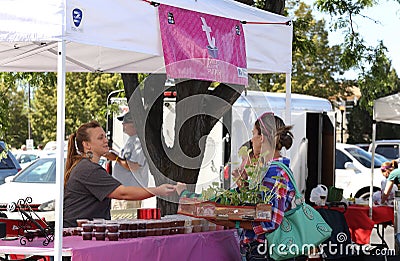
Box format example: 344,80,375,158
270,161,303,199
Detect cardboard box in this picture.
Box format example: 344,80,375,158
177,198,216,218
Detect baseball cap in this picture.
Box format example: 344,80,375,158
117,112,134,124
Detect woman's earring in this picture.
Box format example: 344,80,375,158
86,151,93,160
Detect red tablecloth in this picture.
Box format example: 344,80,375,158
0,230,241,261
331,205,393,245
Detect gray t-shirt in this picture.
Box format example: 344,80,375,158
113,134,149,187
63,158,121,227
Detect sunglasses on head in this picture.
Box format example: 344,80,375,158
257,112,274,136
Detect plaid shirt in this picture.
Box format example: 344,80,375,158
179,157,296,243
242,157,296,243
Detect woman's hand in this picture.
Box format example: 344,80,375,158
232,168,248,188
381,193,388,204
155,184,176,196
232,168,240,179
175,182,187,196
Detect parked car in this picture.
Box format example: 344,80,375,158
368,139,400,161
0,141,21,184
374,153,390,163
335,143,387,199
0,155,108,219
355,143,369,151
13,150,44,169
43,140,69,151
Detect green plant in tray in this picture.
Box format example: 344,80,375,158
200,145,286,206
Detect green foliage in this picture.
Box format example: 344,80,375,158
346,42,400,143
357,42,400,114
0,75,11,141
2,72,122,147
314,0,394,72
346,103,372,143
290,2,345,98
0,73,28,147
247,1,346,98
315,0,374,17
8,84,28,147
201,146,285,206
340,32,368,70
30,75,57,143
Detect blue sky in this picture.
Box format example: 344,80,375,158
305,0,400,79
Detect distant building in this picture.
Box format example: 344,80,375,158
329,86,361,143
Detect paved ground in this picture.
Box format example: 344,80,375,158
369,224,399,258
370,224,395,249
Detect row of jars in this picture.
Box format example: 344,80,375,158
63,216,223,240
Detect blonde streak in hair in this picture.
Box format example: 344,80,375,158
381,161,390,169
65,133,79,186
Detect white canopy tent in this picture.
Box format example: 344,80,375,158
0,0,292,73
370,93,400,211
0,0,293,259
373,93,400,125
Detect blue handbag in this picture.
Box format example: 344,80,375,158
266,161,332,261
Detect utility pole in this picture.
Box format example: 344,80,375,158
339,102,346,143
28,82,31,140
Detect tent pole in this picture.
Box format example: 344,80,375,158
369,110,377,218
285,73,292,125
54,40,66,261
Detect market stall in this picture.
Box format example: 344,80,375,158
0,0,293,259
370,94,400,205
370,93,400,253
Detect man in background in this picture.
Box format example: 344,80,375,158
112,111,149,209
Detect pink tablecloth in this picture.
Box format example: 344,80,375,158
0,230,241,261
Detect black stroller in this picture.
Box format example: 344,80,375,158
316,202,355,261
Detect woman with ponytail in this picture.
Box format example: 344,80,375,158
63,121,175,227
237,114,296,258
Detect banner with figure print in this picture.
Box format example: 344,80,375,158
158,4,248,86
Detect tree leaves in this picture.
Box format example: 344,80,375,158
2,72,122,147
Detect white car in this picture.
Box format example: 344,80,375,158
0,155,109,220
369,139,400,161
335,143,387,199
13,150,54,169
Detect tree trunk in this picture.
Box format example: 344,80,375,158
121,75,245,216
262,0,285,15
121,73,138,99
234,0,254,6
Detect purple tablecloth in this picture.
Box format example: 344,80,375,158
0,230,241,261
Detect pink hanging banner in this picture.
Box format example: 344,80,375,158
158,4,248,86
